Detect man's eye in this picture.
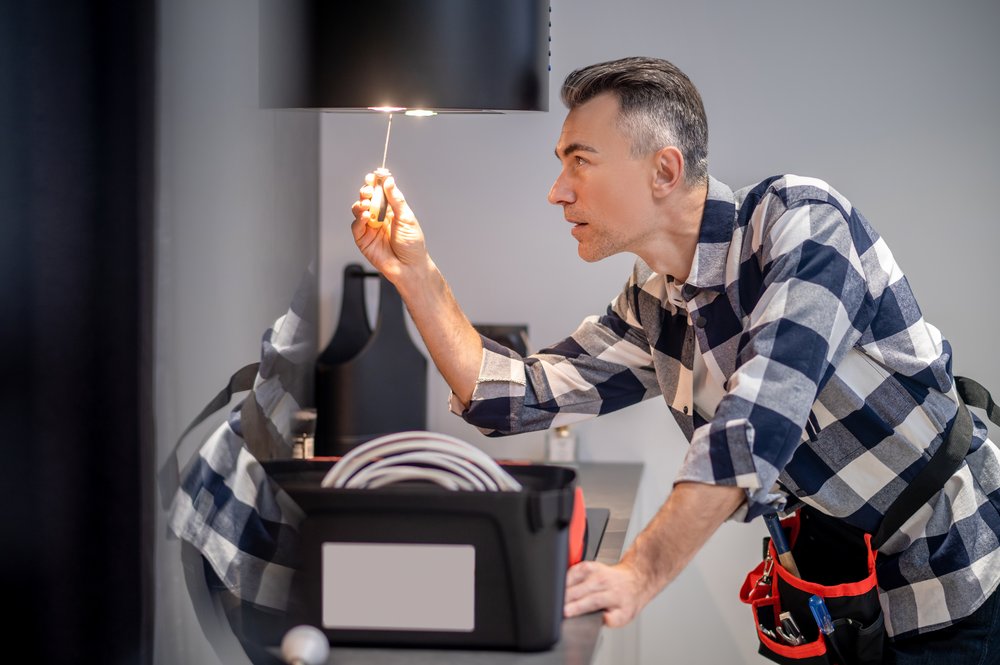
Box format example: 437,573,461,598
574,156,587,166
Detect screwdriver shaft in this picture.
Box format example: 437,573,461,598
380,112,393,170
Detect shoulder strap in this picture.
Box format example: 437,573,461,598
956,376,999,425
872,376,999,550
156,362,261,509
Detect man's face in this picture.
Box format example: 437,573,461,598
548,92,656,262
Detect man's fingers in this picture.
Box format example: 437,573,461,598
565,585,622,619
564,579,612,618
564,563,603,603
352,212,371,243
383,176,412,220
351,203,381,241
564,562,612,617
563,561,642,624
564,595,607,618
565,561,593,586
383,175,401,200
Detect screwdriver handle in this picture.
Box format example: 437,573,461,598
367,168,391,229
763,513,802,578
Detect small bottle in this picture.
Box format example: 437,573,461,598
545,425,577,463
291,409,317,460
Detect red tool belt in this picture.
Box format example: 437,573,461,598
740,508,884,665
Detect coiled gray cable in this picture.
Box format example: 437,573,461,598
320,431,522,492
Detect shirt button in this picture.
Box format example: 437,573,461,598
682,406,689,415
695,316,707,328
681,284,698,300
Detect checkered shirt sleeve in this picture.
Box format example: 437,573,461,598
449,282,665,434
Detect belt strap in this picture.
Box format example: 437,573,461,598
872,375,999,550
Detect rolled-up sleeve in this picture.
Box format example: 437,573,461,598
450,275,662,436
448,336,529,433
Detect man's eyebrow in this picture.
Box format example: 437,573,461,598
555,142,599,159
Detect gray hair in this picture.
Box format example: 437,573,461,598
561,57,709,185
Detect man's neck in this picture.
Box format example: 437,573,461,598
639,181,708,282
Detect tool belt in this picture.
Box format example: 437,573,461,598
741,507,883,664
740,376,999,665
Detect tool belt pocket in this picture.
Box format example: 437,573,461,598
739,507,885,665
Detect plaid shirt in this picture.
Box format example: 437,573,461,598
451,175,1000,639
168,268,315,610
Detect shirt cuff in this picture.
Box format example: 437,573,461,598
675,419,788,521
447,336,528,434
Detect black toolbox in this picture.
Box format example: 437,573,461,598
263,459,577,651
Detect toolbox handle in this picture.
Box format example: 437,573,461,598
528,486,575,532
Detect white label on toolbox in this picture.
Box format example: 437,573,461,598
322,542,475,632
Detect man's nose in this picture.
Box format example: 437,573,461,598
547,171,575,206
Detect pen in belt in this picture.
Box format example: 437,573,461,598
763,513,801,578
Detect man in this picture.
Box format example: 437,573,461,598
350,57,1000,661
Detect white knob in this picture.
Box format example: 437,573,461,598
280,625,330,665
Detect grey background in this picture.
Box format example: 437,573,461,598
156,0,1000,663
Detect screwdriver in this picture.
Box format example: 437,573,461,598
808,595,847,664
763,513,801,578
367,112,394,229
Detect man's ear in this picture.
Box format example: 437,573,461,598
652,146,684,198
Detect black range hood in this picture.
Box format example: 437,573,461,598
260,0,551,113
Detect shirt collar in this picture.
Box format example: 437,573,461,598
684,175,736,297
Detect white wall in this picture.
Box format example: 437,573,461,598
319,1,1000,663
153,1,318,663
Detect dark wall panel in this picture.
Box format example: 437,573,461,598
0,1,154,663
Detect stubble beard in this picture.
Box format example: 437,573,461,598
576,227,623,263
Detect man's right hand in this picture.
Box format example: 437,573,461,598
351,173,430,284
349,172,484,406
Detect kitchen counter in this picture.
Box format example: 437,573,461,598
315,461,644,665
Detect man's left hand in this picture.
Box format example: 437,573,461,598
564,560,656,627
562,482,745,628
